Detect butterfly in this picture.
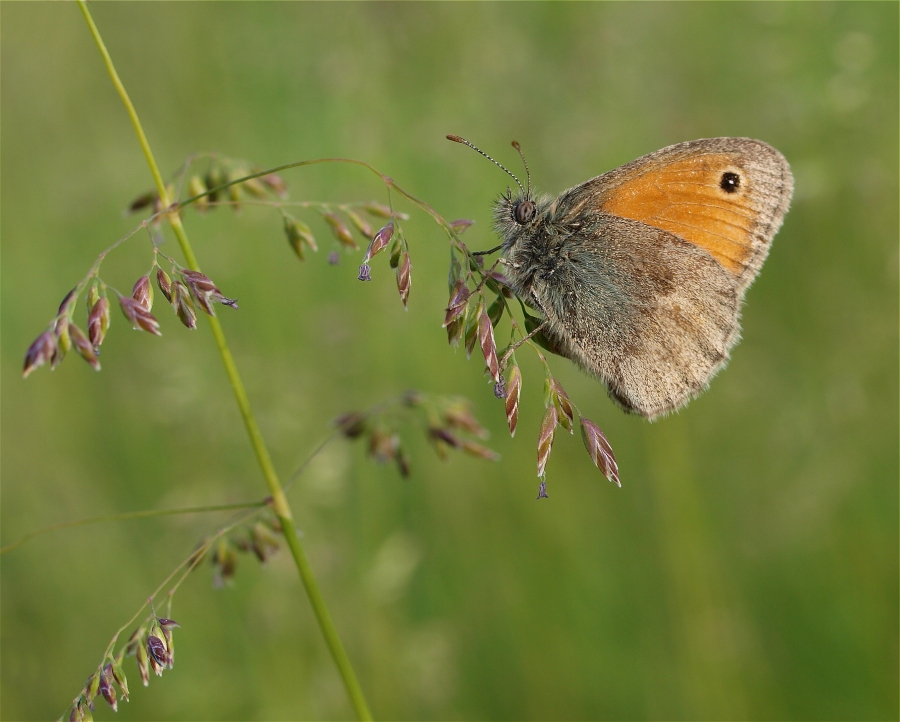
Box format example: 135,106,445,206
451,136,793,420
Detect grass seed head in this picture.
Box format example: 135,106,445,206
396,251,411,308
443,280,470,328
109,658,130,701
146,634,167,669
85,670,101,708
348,210,374,240
226,170,244,211
396,447,412,477
364,202,392,219
487,295,505,327
334,412,367,439
443,400,488,438
131,275,154,312
188,175,209,212
172,282,197,329
580,417,620,486
536,405,558,477
461,439,500,461
181,269,238,313
134,633,150,687
99,664,117,712
128,191,156,214
53,316,71,368
449,218,475,234
156,268,173,303
548,378,574,433
118,296,161,335
204,166,225,205
58,287,77,317
23,331,57,378
446,311,466,347
363,221,394,263
367,429,400,464
284,216,318,260
477,311,500,382
212,538,238,587
260,173,288,198
505,365,522,437
250,522,281,563
464,306,480,359
69,323,100,371
240,175,268,199
87,296,110,350
324,212,358,250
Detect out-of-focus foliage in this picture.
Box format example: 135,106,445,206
1,3,896,720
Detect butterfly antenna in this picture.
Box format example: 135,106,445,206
511,140,532,196
447,135,526,195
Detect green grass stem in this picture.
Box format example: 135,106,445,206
76,2,372,719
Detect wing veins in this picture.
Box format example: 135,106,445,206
649,217,752,259
655,209,755,233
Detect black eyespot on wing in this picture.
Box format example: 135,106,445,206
720,171,740,193
514,200,536,224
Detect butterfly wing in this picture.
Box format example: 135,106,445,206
523,138,791,418
555,137,793,296
531,215,741,419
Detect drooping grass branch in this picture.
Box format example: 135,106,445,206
52,391,497,721
0,501,265,556
60,503,264,721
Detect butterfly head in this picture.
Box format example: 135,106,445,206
447,134,541,248
491,185,542,253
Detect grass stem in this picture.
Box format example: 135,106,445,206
76,3,372,718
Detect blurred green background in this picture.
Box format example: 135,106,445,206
2,3,897,720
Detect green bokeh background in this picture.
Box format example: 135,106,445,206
2,3,897,720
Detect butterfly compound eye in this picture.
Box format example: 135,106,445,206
514,200,536,224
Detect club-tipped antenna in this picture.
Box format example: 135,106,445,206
447,134,526,196
511,140,532,197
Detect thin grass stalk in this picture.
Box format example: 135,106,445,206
0,501,266,556
76,2,372,719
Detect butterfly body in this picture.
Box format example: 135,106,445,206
492,137,793,420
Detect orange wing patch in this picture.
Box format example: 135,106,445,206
600,154,757,275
